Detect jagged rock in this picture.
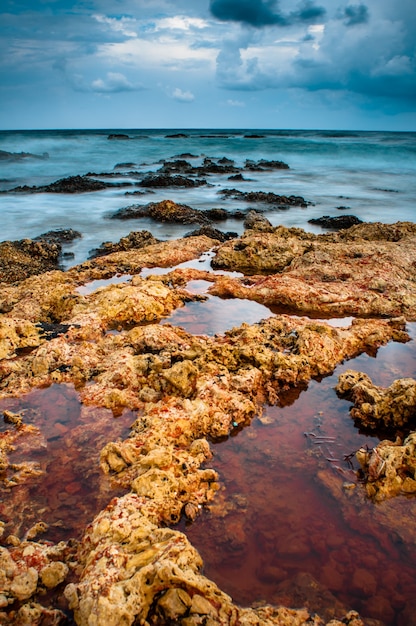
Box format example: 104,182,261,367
5,175,132,194
309,215,363,229
219,188,309,207
0,238,62,283
244,210,274,232
336,370,416,431
185,225,237,242
34,228,82,245
89,230,160,258
139,174,206,188
111,199,211,225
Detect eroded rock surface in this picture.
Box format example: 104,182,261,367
336,370,416,501
336,370,416,431
1,227,414,625
210,222,416,318
0,239,62,283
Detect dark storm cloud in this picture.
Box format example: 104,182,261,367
209,0,288,26
293,1,326,23
340,4,369,26
209,0,326,28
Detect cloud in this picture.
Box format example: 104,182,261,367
212,1,416,111
93,14,138,38
339,4,369,26
88,72,143,93
171,87,195,101
209,0,326,28
226,98,245,106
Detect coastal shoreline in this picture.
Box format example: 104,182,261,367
1,220,416,625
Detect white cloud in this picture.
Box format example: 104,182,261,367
154,16,208,31
171,87,195,102
93,14,138,38
226,99,245,106
90,72,142,92
96,37,217,71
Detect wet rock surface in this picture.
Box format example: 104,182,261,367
138,174,207,188
0,239,62,283
336,370,416,501
210,222,416,318
0,150,49,162
308,215,364,229
4,175,132,194
0,225,415,624
88,230,160,258
219,188,309,207
110,199,212,224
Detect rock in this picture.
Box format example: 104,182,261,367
5,175,132,194
184,225,237,242
353,433,416,501
245,159,289,170
0,238,62,282
34,228,82,245
336,370,416,431
219,188,309,207
40,561,69,588
111,199,211,225
308,215,363,229
138,174,207,188
157,588,192,619
108,133,130,140
210,223,416,318
89,230,160,258
244,210,274,232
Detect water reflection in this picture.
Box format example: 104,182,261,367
0,384,132,543
181,352,416,625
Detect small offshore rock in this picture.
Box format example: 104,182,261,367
34,228,82,245
138,174,207,188
309,215,363,229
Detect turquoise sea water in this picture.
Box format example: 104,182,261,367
0,128,415,266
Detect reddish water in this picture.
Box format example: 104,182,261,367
178,326,416,626
0,384,133,543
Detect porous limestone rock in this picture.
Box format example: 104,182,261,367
336,369,416,430
210,222,416,319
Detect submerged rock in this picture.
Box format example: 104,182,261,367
0,149,49,161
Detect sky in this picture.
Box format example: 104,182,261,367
0,0,415,130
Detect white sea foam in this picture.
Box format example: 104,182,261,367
1,129,415,267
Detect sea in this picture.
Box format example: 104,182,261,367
0,128,415,267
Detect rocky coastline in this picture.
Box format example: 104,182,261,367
0,216,415,625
